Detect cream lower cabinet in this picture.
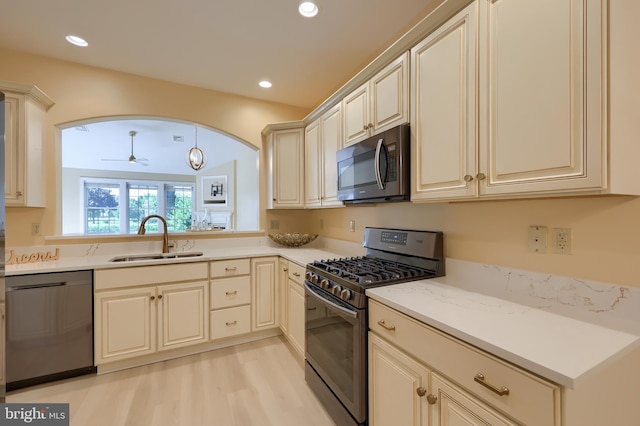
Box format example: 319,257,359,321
369,300,560,426
251,256,278,331
280,260,305,357
210,258,252,340
95,281,208,364
94,262,209,365
0,302,5,385
278,258,289,335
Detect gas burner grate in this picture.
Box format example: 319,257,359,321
312,256,435,285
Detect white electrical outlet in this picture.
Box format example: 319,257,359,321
527,225,547,253
552,228,572,254
349,220,356,232
31,223,41,236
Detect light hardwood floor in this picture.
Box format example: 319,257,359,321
8,336,336,426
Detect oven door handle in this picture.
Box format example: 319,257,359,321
374,138,385,190
304,282,358,319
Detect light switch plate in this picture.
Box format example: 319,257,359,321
527,225,547,253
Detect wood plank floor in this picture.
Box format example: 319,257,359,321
7,336,336,426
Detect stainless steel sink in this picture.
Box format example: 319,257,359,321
109,251,204,262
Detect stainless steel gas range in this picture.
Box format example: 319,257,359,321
304,227,444,426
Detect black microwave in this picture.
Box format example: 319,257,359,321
336,124,410,204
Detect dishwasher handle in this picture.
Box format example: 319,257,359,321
7,280,87,291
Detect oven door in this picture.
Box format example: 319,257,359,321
304,282,367,423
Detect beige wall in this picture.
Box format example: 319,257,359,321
0,48,309,246
268,195,640,288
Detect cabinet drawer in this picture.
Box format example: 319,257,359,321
210,276,251,309
95,262,208,290
287,262,305,285
210,305,251,340
210,258,250,278
369,300,560,426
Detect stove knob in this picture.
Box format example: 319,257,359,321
305,271,313,281
340,288,352,301
320,279,330,290
332,285,343,296
306,272,318,284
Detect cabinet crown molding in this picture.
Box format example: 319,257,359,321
0,80,55,110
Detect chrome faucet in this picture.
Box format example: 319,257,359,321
138,214,171,253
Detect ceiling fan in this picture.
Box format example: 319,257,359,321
101,130,149,166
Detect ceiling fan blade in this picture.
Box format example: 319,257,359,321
101,158,128,162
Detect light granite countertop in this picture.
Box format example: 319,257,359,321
367,273,640,389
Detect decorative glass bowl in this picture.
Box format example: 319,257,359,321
268,232,318,248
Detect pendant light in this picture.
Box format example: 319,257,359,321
186,126,207,171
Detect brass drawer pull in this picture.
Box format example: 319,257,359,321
225,267,238,271
292,272,301,277
225,290,238,296
150,296,155,301
225,320,238,326
377,320,396,331
474,373,510,396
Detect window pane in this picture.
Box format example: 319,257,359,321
129,184,159,233
165,184,194,232
85,183,120,234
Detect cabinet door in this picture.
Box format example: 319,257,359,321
157,282,208,351
305,119,322,207
251,257,278,331
343,82,370,146
369,333,430,426
95,287,156,364
270,128,305,208
321,104,343,207
431,373,517,426
411,2,478,201
4,95,22,205
278,258,289,334
371,51,409,134
478,0,603,195
287,278,305,357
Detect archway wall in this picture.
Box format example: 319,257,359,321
0,48,310,246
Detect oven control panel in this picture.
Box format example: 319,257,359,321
380,230,408,245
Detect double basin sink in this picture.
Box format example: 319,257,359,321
109,251,204,262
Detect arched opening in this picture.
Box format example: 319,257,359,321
60,117,259,235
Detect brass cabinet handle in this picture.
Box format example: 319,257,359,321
426,394,438,405
307,306,317,311
293,272,301,277
416,387,427,397
150,296,155,301
225,290,238,296
225,266,237,271
157,294,163,299
225,320,237,326
476,172,487,181
283,268,289,272
464,174,474,182
474,373,510,396
377,319,396,331
16,191,23,196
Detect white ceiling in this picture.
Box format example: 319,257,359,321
0,0,438,110
62,119,257,175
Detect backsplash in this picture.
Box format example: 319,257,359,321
444,258,640,332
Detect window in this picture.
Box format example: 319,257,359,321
83,178,194,235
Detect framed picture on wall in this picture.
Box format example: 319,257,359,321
201,175,227,207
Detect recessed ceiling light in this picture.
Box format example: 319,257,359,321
259,81,273,88
65,35,88,47
298,1,319,18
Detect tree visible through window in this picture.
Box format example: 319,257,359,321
83,179,194,235
86,184,120,234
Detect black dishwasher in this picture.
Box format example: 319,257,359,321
6,270,96,391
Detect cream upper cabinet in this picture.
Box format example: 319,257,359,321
412,0,636,201
305,104,343,208
1,81,54,207
343,52,409,146
477,0,603,196
251,256,278,331
411,1,478,201
267,125,305,208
